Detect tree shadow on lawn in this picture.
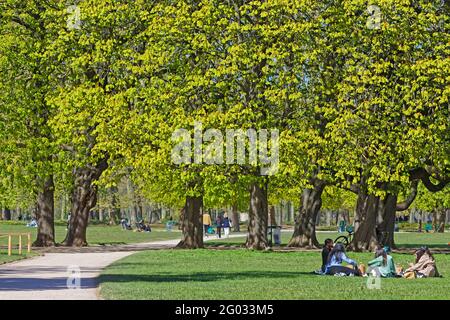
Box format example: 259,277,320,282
396,244,449,249
99,270,319,285
96,242,127,245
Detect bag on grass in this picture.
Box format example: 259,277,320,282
403,271,416,279
358,264,366,275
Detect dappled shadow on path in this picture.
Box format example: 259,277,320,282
0,276,97,291
0,266,102,275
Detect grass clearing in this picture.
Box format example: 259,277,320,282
0,222,182,264
0,223,182,247
99,249,450,300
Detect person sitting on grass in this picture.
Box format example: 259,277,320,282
321,239,334,273
324,243,361,276
367,247,397,277
403,246,439,278
120,218,132,230
26,217,38,228
136,220,151,232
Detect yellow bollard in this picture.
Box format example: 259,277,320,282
28,233,31,253
19,234,22,255
8,235,12,256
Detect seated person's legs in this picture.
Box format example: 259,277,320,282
328,265,360,276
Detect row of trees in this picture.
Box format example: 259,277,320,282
1,0,449,250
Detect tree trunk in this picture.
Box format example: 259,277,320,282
131,206,138,227
61,159,108,246
289,202,294,223
436,209,446,233
136,203,143,221
351,191,379,252
246,181,268,250
344,209,350,224
418,210,423,232
287,179,325,248
2,208,11,220
108,187,119,225
34,176,55,247
269,205,276,225
108,209,116,225
374,194,397,249
232,202,240,232
177,196,203,249
326,210,332,226
177,208,183,230
279,203,284,226
351,180,417,252
432,210,437,232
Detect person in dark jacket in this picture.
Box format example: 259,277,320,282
216,215,223,239
325,243,361,276
321,239,334,273
222,216,231,238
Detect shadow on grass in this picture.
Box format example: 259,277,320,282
204,243,450,250
99,270,319,285
97,242,127,245
396,244,450,249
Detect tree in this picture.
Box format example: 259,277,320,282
0,0,62,246
278,0,449,251
45,0,155,246
337,0,450,250
414,184,450,233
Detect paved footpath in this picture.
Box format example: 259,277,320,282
0,236,243,300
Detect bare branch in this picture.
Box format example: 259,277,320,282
396,180,418,211
409,168,449,192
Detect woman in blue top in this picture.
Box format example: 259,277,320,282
325,243,361,276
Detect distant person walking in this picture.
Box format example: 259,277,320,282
222,215,231,238
216,215,223,239
203,212,212,237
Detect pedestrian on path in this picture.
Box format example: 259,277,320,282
203,212,212,237
222,215,231,238
216,215,223,239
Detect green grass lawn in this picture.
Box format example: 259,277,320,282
0,252,38,265
0,222,182,264
206,231,450,249
0,223,182,247
99,249,450,300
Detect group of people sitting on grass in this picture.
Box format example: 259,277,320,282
120,218,151,232
319,239,440,278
